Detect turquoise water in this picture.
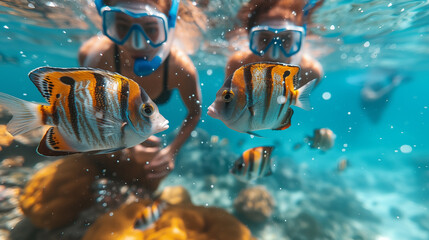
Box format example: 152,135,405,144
1,0,429,239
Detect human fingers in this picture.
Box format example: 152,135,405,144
141,135,162,148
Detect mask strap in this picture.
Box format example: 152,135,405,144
95,0,104,15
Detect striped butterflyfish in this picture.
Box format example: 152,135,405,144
0,67,169,156
134,200,166,231
208,62,315,134
230,146,274,182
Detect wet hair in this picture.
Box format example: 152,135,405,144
237,0,323,31
103,0,171,15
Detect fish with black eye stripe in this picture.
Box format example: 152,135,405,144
231,146,274,182
0,67,169,156
208,62,315,135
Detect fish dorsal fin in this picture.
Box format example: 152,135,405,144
28,67,117,104
37,127,78,156
273,107,294,130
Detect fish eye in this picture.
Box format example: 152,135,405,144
222,90,234,102
141,103,154,117
235,161,244,170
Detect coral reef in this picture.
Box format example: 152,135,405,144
0,125,14,150
234,186,275,223
83,200,256,240
19,156,99,229
159,185,193,206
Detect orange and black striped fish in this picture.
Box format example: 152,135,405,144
230,146,274,182
308,128,336,152
337,158,349,173
208,62,315,134
0,67,169,156
134,200,166,231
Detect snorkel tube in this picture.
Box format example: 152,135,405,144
95,0,180,76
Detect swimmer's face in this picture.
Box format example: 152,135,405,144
251,19,303,62
104,0,171,55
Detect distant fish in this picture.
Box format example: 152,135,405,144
307,128,336,152
134,200,166,231
231,146,274,182
0,67,169,156
208,62,315,135
292,142,303,151
337,158,349,173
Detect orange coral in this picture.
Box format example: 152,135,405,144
83,201,257,240
0,124,14,148
19,155,99,229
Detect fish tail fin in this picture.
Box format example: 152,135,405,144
295,79,316,110
0,92,42,136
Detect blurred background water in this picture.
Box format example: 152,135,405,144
0,0,429,239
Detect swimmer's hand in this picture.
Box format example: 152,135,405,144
144,146,175,180
141,135,161,148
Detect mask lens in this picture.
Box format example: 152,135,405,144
250,30,275,55
137,16,166,46
278,30,302,56
103,10,133,43
102,9,168,47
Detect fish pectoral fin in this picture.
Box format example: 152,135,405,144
246,131,264,138
273,107,294,130
37,127,77,156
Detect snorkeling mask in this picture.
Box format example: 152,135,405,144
249,21,306,62
95,0,180,76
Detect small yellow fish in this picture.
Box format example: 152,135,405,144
337,158,349,173
134,200,166,231
208,62,315,134
308,128,336,151
231,146,274,182
0,67,169,156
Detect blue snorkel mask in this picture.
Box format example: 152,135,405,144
249,21,306,61
95,0,180,76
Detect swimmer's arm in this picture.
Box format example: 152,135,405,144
300,55,324,87
225,51,249,77
169,53,202,154
78,36,111,67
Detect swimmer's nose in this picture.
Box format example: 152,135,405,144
270,44,280,59
131,30,147,50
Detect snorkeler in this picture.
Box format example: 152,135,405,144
226,0,324,88
78,0,201,185
360,69,409,123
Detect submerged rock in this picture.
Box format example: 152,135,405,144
234,186,275,223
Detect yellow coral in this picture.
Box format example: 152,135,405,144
0,125,14,148
158,186,193,206
84,199,256,240
19,155,99,229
